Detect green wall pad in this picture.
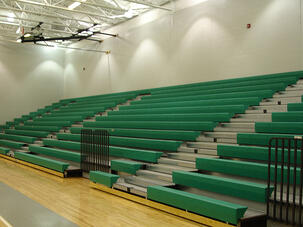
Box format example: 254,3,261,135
0,140,25,149
89,171,119,187
272,112,303,122
14,152,69,172
119,97,262,111
69,128,200,141
147,185,247,225
108,105,247,116
5,129,49,138
196,158,301,184
84,121,217,131
237,133,302,148
173,171,273,203
111,160,142,174
0,133,37,144
0,147,10,155
255,122,303,134
96,113,233,122
29,145,81,163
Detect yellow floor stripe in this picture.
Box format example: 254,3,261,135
90,182,235,227
0,154,64,178
0,216,12,227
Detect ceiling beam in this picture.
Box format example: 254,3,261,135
14,0,117,20
68,0,127,12
0,13,81,32
0,5,105,26
0,20,75,35
120,0,173,11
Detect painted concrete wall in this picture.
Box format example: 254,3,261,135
0,42,64,124
63,0,303,98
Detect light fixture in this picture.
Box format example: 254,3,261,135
7,12,15,22
68,0,87,10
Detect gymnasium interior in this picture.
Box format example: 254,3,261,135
0,0,302,226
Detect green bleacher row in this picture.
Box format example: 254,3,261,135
148,71,302,94
89,170,248,225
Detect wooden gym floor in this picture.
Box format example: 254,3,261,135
0,158,202,227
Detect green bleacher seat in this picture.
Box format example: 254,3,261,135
0,147,10,155
272,112,303,122
196,158,301,184
108,105,247,116
96,113,233,122
5,129,49,138
173,171,273,202
59,102,116,110
255,122,303,134
218,144,301,165
42,111,96,117
150,78,295,96
90,171,120,187
111,160,142,174
147,185,247,225
69,128,200,141
42,139,162,163
43,139,80,151
15,125,62,132
110,146,162,163
51,106,106,113
56,134,182,151
288,103,303,111
0,139,25,149
29,145,81,162
119,97,262,111
14,152,69,173
151,74,298,94
135,90,274,105
237,133,302,147
83,121,217,131
0,133,37,144
24,121,72,127
148,83,286,100
34,116,85,122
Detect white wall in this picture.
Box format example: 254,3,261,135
64,0,303,99
0,42,65,124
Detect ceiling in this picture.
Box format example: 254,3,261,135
0,0,173,47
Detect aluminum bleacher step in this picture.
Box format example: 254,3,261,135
147,163,196,174
167,152,218,162
158,157,196,168
136,169,173,182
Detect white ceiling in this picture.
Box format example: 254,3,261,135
0,0,172,46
